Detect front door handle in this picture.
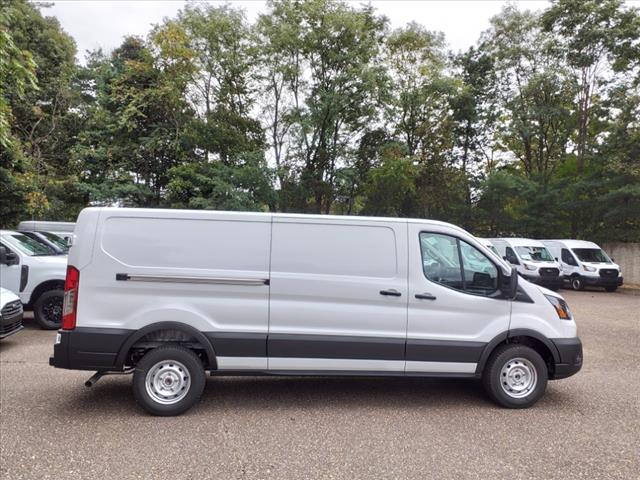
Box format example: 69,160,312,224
415,293,437,300
380,289,402,297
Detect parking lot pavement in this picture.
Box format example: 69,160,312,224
1,291,639,480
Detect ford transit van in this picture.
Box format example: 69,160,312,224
542,240,623,292
490,238,563,290
50,208,582,415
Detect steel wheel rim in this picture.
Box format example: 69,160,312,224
145,360,191,405
43,297,62,323
500,357,537,399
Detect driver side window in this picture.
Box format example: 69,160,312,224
419,233,499,296
561,249,577,266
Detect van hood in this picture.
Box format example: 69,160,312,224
535,284,564,300
581,261,619,270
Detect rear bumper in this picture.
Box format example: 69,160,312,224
50,327,132,371
550,337,583,379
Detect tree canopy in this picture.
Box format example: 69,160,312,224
1,0,639,242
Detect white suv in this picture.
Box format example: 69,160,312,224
0,230,67,329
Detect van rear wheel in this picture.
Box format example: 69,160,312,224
33,289,63,330
133,345,206,416
482,344,548,408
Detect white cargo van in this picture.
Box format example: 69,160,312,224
1,230,67,329
490,238,563,290
50,208,582,415
542,240,623,292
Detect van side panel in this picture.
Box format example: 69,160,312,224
268,218,408,370
75,211,271,370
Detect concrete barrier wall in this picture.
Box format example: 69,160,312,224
602,243,640,286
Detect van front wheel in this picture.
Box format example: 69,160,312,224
482,344,548,408
133,345,206,416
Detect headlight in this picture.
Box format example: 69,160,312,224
523,263,537,271
545,294,573,320
582,265,596,272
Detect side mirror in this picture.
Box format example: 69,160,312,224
555,257,558,262
0,246,19,266
500,266,518,299
611,257,615,262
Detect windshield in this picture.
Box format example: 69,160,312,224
572,248,611,263
7,234,52,256
40,231,69,252
515,246,554,262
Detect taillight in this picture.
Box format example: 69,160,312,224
62,265,79,330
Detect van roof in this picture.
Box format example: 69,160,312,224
17,220,75,232
541,239,601,249
85,207,470,235
489,237,546,247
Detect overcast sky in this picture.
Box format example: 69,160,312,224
47,1,553,63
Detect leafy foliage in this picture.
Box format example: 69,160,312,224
1,0,638,242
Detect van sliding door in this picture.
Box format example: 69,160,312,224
267,218,408,372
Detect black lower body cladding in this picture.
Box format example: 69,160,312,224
550,337,583,379
50,327,131,370
582,275,623,288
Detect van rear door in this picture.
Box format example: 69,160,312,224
406,224,510,374
268,217,408,372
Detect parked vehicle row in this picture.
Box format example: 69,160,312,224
50,208,583,416
482,237,622,293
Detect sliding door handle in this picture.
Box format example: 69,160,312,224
415,293,437,300
380,289,402,297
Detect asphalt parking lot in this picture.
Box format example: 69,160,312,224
1,290,638,480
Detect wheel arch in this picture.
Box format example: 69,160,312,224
115,321,217,370
476,329,561,375
27,279,64,308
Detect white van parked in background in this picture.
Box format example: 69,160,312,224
490,238,563,290
17,220,75,242
542,240,623,292
50,208,582,416
476,238,500,258
0,230,67,329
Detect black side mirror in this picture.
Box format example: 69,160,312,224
500,266,519,299
0,246,19,266
611,257,615,262
555,257,558,262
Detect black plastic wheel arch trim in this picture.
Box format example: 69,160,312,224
114,321,217,369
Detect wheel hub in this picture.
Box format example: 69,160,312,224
145,360,191,405
500,357,537,399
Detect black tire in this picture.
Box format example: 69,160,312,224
33,289,63,330
604,286,618,292
482,344,548,409
570,275,584,291
133,345,206,416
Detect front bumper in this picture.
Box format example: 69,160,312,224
522,273,564,289
582,275,623,287
550,337,583,379
0,311,24,340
